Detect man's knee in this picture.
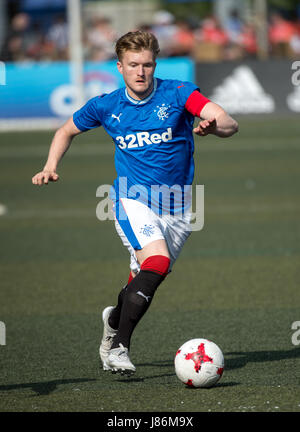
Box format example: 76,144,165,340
136,239,169,265
140,255,170,278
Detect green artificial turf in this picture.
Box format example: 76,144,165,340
0,117,299,412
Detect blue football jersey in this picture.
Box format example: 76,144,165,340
73,77,199,214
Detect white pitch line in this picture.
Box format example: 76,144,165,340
1,202,298,219
2,209,95,219
0,138,300,158
0,146,114,158
0,203,8,216
205,203,299,214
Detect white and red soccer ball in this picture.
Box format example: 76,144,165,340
174,338,224,388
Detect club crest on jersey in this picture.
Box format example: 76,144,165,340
154,103,171,121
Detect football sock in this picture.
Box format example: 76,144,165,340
110,255,170,350
108,271,135,330
127,271,134,285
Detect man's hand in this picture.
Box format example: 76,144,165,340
31,117,82,186
32,170,59,186
197,102,238,137
193,118,217,136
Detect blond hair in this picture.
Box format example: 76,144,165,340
115,31,160,60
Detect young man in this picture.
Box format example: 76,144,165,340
32,31,238,375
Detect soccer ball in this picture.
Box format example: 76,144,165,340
174,338,224,388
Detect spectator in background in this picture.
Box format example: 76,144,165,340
26,21,51,61
193,16,228,62
1,12,36,61
151,10,178,57
46,14,69,60
3,8,299,63
237,22,257,58
86,17,118,61
196,16,229,46
224,9,243,44
269,12,296,57
170,19,195,57
222,8,247,60
290,19,300,57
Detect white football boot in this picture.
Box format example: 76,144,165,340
99,306,118,371
107,343,136,375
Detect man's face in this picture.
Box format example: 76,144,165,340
117,49,156,100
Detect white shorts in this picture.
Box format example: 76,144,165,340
114,198,192,273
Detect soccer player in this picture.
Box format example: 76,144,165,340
32,31,238,375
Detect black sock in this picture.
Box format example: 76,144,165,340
110,269,165,350
108,285,127,330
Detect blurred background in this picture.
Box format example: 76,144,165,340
0,0,299,129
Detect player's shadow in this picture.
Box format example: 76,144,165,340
136,347,300,373
114,360,175,383
225,347,300,371
0,378,96,396
116,375,239,387
137,359,173,368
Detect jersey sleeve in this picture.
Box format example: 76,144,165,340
175,80,200,108
185,90,211,117
73,95,104,131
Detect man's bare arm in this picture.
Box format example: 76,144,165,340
32,117,82,186
193,101,238,138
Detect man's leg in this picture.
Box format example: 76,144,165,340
109,212,192,351
110,239,170,350
106,240,170,373
108,237,170,330
108,271,136,330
